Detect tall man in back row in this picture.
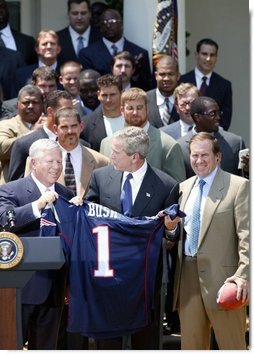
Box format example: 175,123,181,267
86,126,180,349
179,38,232,130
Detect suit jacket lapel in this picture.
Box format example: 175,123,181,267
132,166,155,216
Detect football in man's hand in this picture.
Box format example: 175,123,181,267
216,282,246,310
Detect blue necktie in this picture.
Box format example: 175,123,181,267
111,44,118,56
121,173,133,216
189,179,206,256
77,36,84,54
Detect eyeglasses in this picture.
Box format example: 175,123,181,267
102,19,121,25
201,110,223,118
178,101,193,109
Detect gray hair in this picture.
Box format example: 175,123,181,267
113,126,149,159
29,139,61,159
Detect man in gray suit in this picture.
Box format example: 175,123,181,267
146,55,180,128
177,97,245,178
161,83,199,140
100,87,186,183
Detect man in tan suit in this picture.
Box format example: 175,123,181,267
173,132,249,349
0,85,43,183
54,107,109,198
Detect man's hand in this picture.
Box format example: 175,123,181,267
36,191,59,211
225,275,249,303
69,196,83,206
164,215,181,231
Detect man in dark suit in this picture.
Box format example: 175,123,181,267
86,126,180,349
8,90,73,182
0,0,36,65
57,0,102,65
179,38,232,131
79,8,152,91
146,55,180,128
0,138,82,350
12,30,62,97
81,74,124,151
0,47,25,100
177,96,245,178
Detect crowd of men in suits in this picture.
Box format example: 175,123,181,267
0,0,249,351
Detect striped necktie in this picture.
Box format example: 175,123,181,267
162,97,171,125
64,152,76,194
77,36,84,54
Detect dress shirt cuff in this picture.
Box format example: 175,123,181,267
164,224,179,242
32,201,41,218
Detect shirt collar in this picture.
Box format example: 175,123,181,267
156,88,174,107
122,160,148,184
195,165,218,187
102,36,124,53
31,173,55,193
195,67,212,81
59,143,81,159
38,59,58,70
43,123,57,140
0,24,12,37
68,24,91,42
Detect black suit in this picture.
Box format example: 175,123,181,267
56,26,102,65
11,28,37,65
0,175,74,349
0,47,25,100
86,164,179,349
179,70,232,130
79,37,152,91
146,89,180,128
8,127,49,181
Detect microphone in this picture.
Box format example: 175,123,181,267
6,206,16,229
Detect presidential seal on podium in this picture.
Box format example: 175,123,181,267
0,232,24,269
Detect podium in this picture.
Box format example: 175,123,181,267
0,237,65,350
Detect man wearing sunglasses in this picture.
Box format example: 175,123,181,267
177,96,245,178
79,8,152,91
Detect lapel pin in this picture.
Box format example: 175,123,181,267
146,192,151,197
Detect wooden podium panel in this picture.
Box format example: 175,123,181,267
0,288,18,350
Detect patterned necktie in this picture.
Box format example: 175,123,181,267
200,76,208,96
120,173,133,216
0,33,5,47
64,152,76,194
189,179,206,256
111,44,118,56
162,97,171,125
77,36,84,54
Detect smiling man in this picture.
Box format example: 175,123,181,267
179,38,232,131
173,132,249,350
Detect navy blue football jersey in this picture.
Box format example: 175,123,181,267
53,196,165,338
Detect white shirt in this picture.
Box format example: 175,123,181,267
0,24,17,50
30,173,56,217
38,59,58,71
102,37,124,55
195,67,212,90
183,166,218,256
121,160,148,205
179,119,192,137
69,25,91,54
156,88,174,121
43,123,57,141
103,115,125,137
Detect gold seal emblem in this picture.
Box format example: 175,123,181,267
0,232,24,269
